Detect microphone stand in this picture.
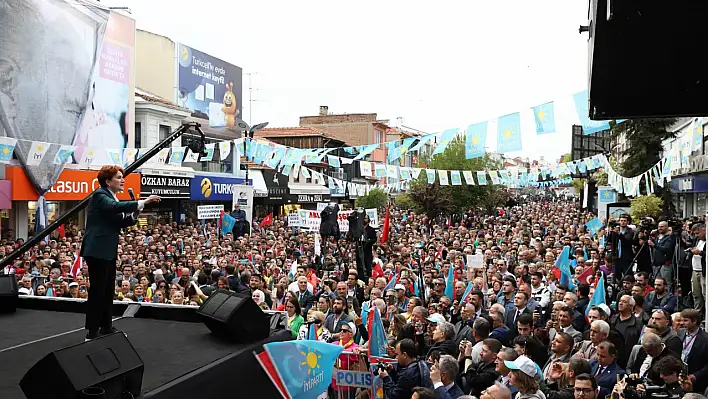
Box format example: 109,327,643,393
0,122,207,269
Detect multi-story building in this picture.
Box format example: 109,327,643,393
663,117,708,217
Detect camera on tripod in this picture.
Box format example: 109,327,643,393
623,376,679,399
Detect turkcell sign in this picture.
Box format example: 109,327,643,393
334,370,373,388
190,175,251,201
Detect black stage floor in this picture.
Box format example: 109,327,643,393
0,308,282,399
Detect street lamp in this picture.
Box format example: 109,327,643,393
233,118,269,186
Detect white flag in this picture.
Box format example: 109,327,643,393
26,141,50,166
78,147,99,168
218,141,231,159
184,149,201,163
462,170,476,185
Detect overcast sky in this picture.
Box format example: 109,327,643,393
111,0,591,161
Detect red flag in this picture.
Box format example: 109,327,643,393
71,254,82,278
57,224,65,239
219,210,225,232
372,262,385,280
254,351,289,399
577,266,595,286
551,266,561,281
259,213,273,228
381,205,390,243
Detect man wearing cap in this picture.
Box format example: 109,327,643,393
394,283,409,312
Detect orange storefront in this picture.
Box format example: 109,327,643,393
6,166,141,238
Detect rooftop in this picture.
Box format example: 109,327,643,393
256,127,350,145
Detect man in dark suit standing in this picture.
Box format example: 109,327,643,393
361,214,377,280
81,165,160,341
678,309,708,393
613,214,637,278
504,292,532,332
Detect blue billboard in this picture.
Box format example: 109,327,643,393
190,175,251,201
175,43,243,128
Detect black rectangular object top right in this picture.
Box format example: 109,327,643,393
587,0,708,119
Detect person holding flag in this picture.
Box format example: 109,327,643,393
330,321,360,398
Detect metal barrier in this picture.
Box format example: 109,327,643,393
328,351,384,399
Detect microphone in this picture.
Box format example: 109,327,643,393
128,188,136,200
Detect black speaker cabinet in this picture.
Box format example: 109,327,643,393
20,332,144,399
197,289,269,343
587,0,708,119
0,273,18,313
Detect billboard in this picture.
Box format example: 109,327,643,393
74,11,136,167
175,43,243,129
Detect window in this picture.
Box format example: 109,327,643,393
697,193,708,217
159,125,171,141
135,122,142,148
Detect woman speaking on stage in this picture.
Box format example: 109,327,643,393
81,165,160,341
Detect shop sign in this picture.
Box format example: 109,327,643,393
140,175,191,198
296,194,329,203
190,175,251,201
6,166,140,201
689,155,708,174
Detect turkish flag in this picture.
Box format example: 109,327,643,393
57,224,65,239
260,213,273,228
577,266,595,286
70,254,82,279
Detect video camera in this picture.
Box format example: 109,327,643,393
623,376,680,399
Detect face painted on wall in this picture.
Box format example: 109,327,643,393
0,0,108,192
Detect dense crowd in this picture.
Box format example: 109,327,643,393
2,198,708,399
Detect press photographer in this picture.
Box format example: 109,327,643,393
687,224,706,313
377,338,434,399
613,356,691,399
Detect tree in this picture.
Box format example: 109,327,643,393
393,193,417,211
408,136,506,218
630,195,663,220
610,119,677,214
355,187,388,210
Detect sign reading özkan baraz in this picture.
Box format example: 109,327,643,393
140,175,191,198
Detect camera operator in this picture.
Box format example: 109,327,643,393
687,224,706,313
648,221,676,287
378,338,434,399
609,214,638,278
614,356,691,399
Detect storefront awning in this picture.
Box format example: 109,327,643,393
288,183,331,195
249,170,269,197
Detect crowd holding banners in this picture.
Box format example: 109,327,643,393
3,194,708,399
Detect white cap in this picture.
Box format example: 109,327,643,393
427,313,446,323
394,284,406,291
504,355,537,378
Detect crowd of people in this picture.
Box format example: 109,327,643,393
2,198,708,399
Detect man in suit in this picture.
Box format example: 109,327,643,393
431,354,465,399
294,276,315,311
361,214,377,279
613,214,637,278
589,342,624,399
324,296,352,341
549,306,583,344
648,221,676,286
626,332,679,384
678,309,708,393
460,338,502,397
504,291,533,332
573,320,610,361
81,165,160,341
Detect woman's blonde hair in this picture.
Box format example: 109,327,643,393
511,369,539,394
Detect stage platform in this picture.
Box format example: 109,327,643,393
0,297,289,399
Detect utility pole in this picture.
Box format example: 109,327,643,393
244,72,259,126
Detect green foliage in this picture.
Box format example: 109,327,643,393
393,193,418,211
408,136,508,217
571,178,586,193
561,153,572,163
630,195,664,220
610,119,677,177
355,188,388,210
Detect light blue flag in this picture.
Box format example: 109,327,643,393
598,189,616,202
200,144,215,161
385,270,398,291
389,137,416,163
465,121,487,159
586,274,606,318
532,102,556,134
367,307,389,359
426,169,436,184
221,214,236,234
476,171,488,185
353,144,378,160
497,113,522,152
263,340,344,399
306,322,318,341
573,90,611,135
267,147,287,169
556,247,576,290
616,119,627,124
53,146,75,164
327,155,340,168
460,282,474,303
444,265,455,298
432,128,459,156
408,134,435,153
0,138,16,163
168,148,185,164
577,161,588,174
360,301,371,328
585,217,603,236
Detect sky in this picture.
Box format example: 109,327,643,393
109,0,591,162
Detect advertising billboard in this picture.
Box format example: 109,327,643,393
175,43,243,129
74,11,136,167
190,175,251,201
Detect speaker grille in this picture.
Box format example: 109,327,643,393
213,295,243,320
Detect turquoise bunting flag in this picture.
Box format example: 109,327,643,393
532,102,556,134
497,112,522,153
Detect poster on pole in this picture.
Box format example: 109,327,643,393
232,184,254,224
